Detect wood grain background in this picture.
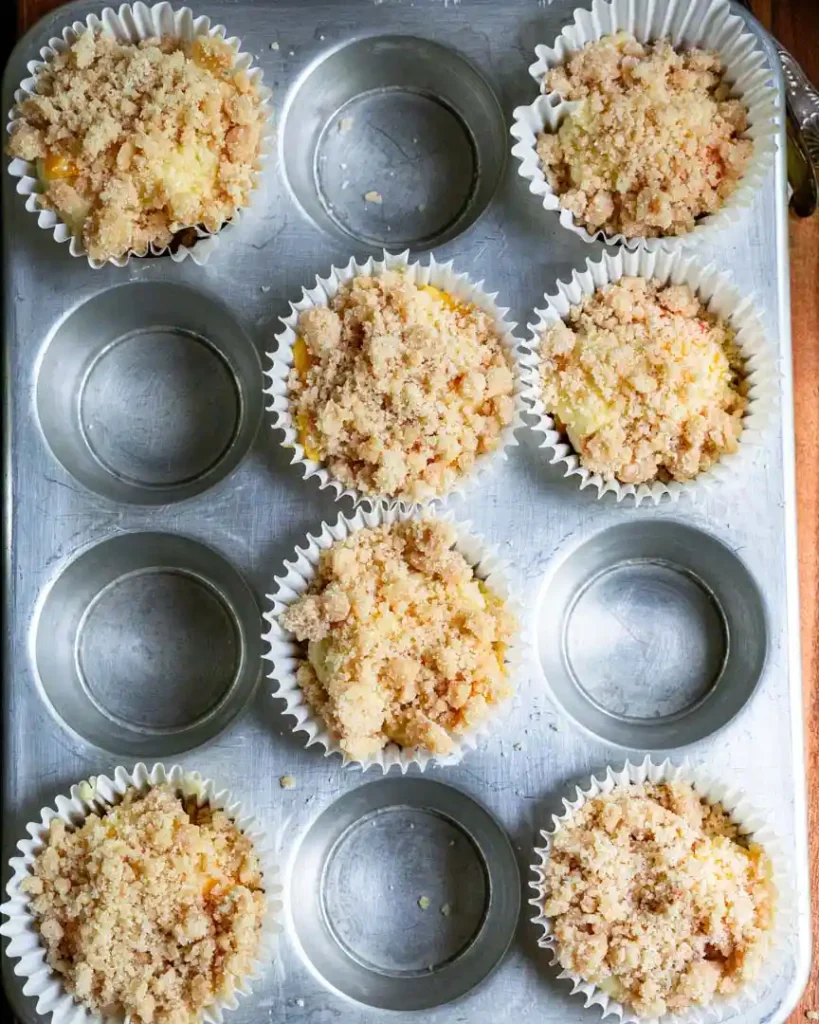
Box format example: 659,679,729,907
12,0,819,1019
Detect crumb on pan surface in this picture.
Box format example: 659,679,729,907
6,30,265,262
539,276,747,485
535,33,753,238
278,518,516,761
542,781,775,1018
287,270,516,501
21,784,266,1024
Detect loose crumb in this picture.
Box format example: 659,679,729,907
269,42,279,51
543,782,775,1017
539,276,746,484
440,903,452,917
804,1012,819,1021
22,785,266,1024
7,31,265,262
363,190,383,203
418,896,430,910
537,33,752,238
279,518,516,761
289,269,515,500
338,117,354,134
279,775,296,790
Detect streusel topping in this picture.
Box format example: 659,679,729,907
542,782,775,1017
288,271,516,501
279,518,516,761
21,784,266,1024
539,277,746,485
7,30,265,261
536,33,753,238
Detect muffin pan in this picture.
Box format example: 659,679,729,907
1,2,810,1023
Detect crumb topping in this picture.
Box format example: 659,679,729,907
536,33,753,238
288,271,516,501
279,518,516,761
7,30,265,261
21,785,266,1024
543,782,775,1017
539,276,746,485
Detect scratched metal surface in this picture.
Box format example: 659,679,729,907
1,1,810,1022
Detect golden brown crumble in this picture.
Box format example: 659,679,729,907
279,518,516,761
288,270,516,501
539,277,746,485
21,785,266,1024
543,782,775,1018
7,30,265,261
536,34,753,238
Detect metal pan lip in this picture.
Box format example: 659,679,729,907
286,776,521,1011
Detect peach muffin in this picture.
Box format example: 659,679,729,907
288,270,516,501
539,277,746,485
536,33,753,238
542,781,775,1017
20,784,266,1024
279,518,516,760
7,30,265,261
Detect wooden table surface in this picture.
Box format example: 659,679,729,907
12,0,819,1019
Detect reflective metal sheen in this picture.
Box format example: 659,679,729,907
2,2,810,1023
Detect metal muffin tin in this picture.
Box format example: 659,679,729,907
1,1,810,1022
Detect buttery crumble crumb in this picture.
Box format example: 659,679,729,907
278,518,516,761
536,33,753,238
22,784,266,1024
288,270,516,500
539,276,746,485
543,782,775,1018
7,30,265,261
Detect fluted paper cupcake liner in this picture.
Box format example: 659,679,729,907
530,757,792,1024
0,763,282,1024
6,2,273,269
518,246,777,506
264,249,527,509
510,0,780,251
262,504,524,772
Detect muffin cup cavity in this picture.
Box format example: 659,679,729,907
264,248,526,509
518,246,777,506
509,0,780,251
6,1,273,269
32,532,262,758
262,504,524,773
0,763,282,1024
288,777,520,1009
530,756,791,1024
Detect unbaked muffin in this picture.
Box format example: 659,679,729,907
278,517,516,761
6,29,266,261
540,781,775,1017
287,270,516,501
20,784,266,1024
538,277,746,485
536,33,753,238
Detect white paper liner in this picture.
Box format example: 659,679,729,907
530,756,793,1024
264,249,527,509
0,763,283,1024
510,0,781,251
518,246,777,506
262,505,525,773
6,1,274,269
